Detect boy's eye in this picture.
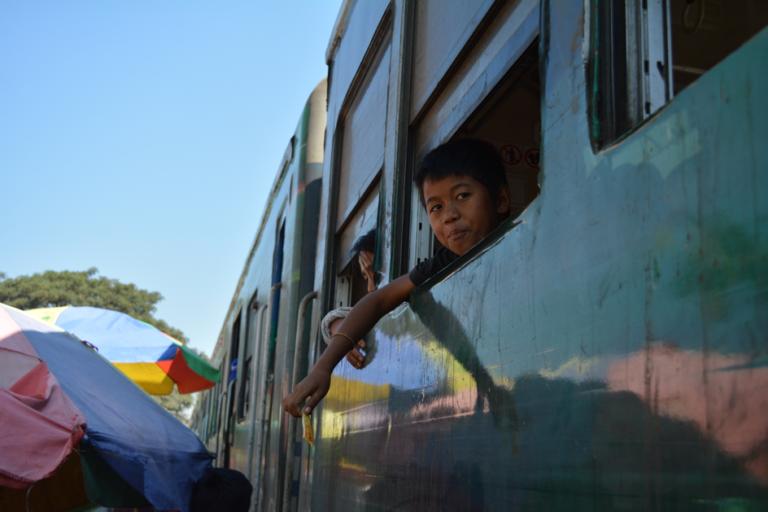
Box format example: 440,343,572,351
429,204,442,213
456,192,470,200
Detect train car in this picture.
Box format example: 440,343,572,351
195,0,768,511
189,79,327,510
302,1,768,511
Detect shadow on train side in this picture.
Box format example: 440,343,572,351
364,384,767,511
314,290,768,512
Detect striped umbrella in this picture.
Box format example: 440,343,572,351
26,306,219,395
0,302,211,512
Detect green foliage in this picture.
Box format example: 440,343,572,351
0,268,199,422
152,389,195,424
0,268,186,342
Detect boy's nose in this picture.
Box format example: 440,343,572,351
443,203,459,223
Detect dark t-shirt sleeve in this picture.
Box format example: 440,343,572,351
408,247,460,287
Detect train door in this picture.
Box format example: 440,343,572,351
213,360,226,465
238,291,260,440
257,218,286,509
222,312,241,469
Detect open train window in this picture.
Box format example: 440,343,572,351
415,44,542,262
454,46,541,213
669,0,768,93
237,293,259,421
589,0,768,148
335,180,380,308
329,29,390,311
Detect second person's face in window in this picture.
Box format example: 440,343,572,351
358,251,376,293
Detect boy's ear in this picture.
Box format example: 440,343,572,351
496,184,511,213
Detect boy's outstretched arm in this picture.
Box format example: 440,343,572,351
283,274,415,418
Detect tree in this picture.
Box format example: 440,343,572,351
0,268,198,423
153,390,195,423
0,267,186,342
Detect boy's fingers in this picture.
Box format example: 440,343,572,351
285,392,305,417
283,397,300,417
284,381,314,417
345,352,362,369
358,340,366,349
304,392,324,415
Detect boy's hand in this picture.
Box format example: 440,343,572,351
345,340,366,369
283,368,331,417
284,275,415,418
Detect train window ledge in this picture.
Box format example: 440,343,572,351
411,210,525,295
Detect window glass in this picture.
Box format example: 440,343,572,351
336,43,391,230
590,0,768,148
411,0,497,119
670,0,768,93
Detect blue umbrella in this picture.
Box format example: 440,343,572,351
0,303,211,512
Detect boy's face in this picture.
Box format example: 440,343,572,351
422,174,511,255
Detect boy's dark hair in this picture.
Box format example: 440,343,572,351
349,229,376,259
190,467,252,512
414,138,507,206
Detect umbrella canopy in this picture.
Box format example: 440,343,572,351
0,303,212,512
0,306,86,489
26,306,220,395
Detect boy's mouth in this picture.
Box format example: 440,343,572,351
447,229,467,241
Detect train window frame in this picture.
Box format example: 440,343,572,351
411,209,524,293
407,3,541,271
589,1,768,150
333,177,382,309
324,12,393,316
237,292,259,422
587,0,674,150
407,47,542,288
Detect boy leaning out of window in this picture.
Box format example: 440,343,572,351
283,138,513,418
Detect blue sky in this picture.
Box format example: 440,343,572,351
0,0,342,357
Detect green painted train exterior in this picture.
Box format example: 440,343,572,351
192,1,768,510
190,79,326,510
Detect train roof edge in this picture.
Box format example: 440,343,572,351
209,78,328,366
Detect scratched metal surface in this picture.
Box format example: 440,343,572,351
309,1,768,510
